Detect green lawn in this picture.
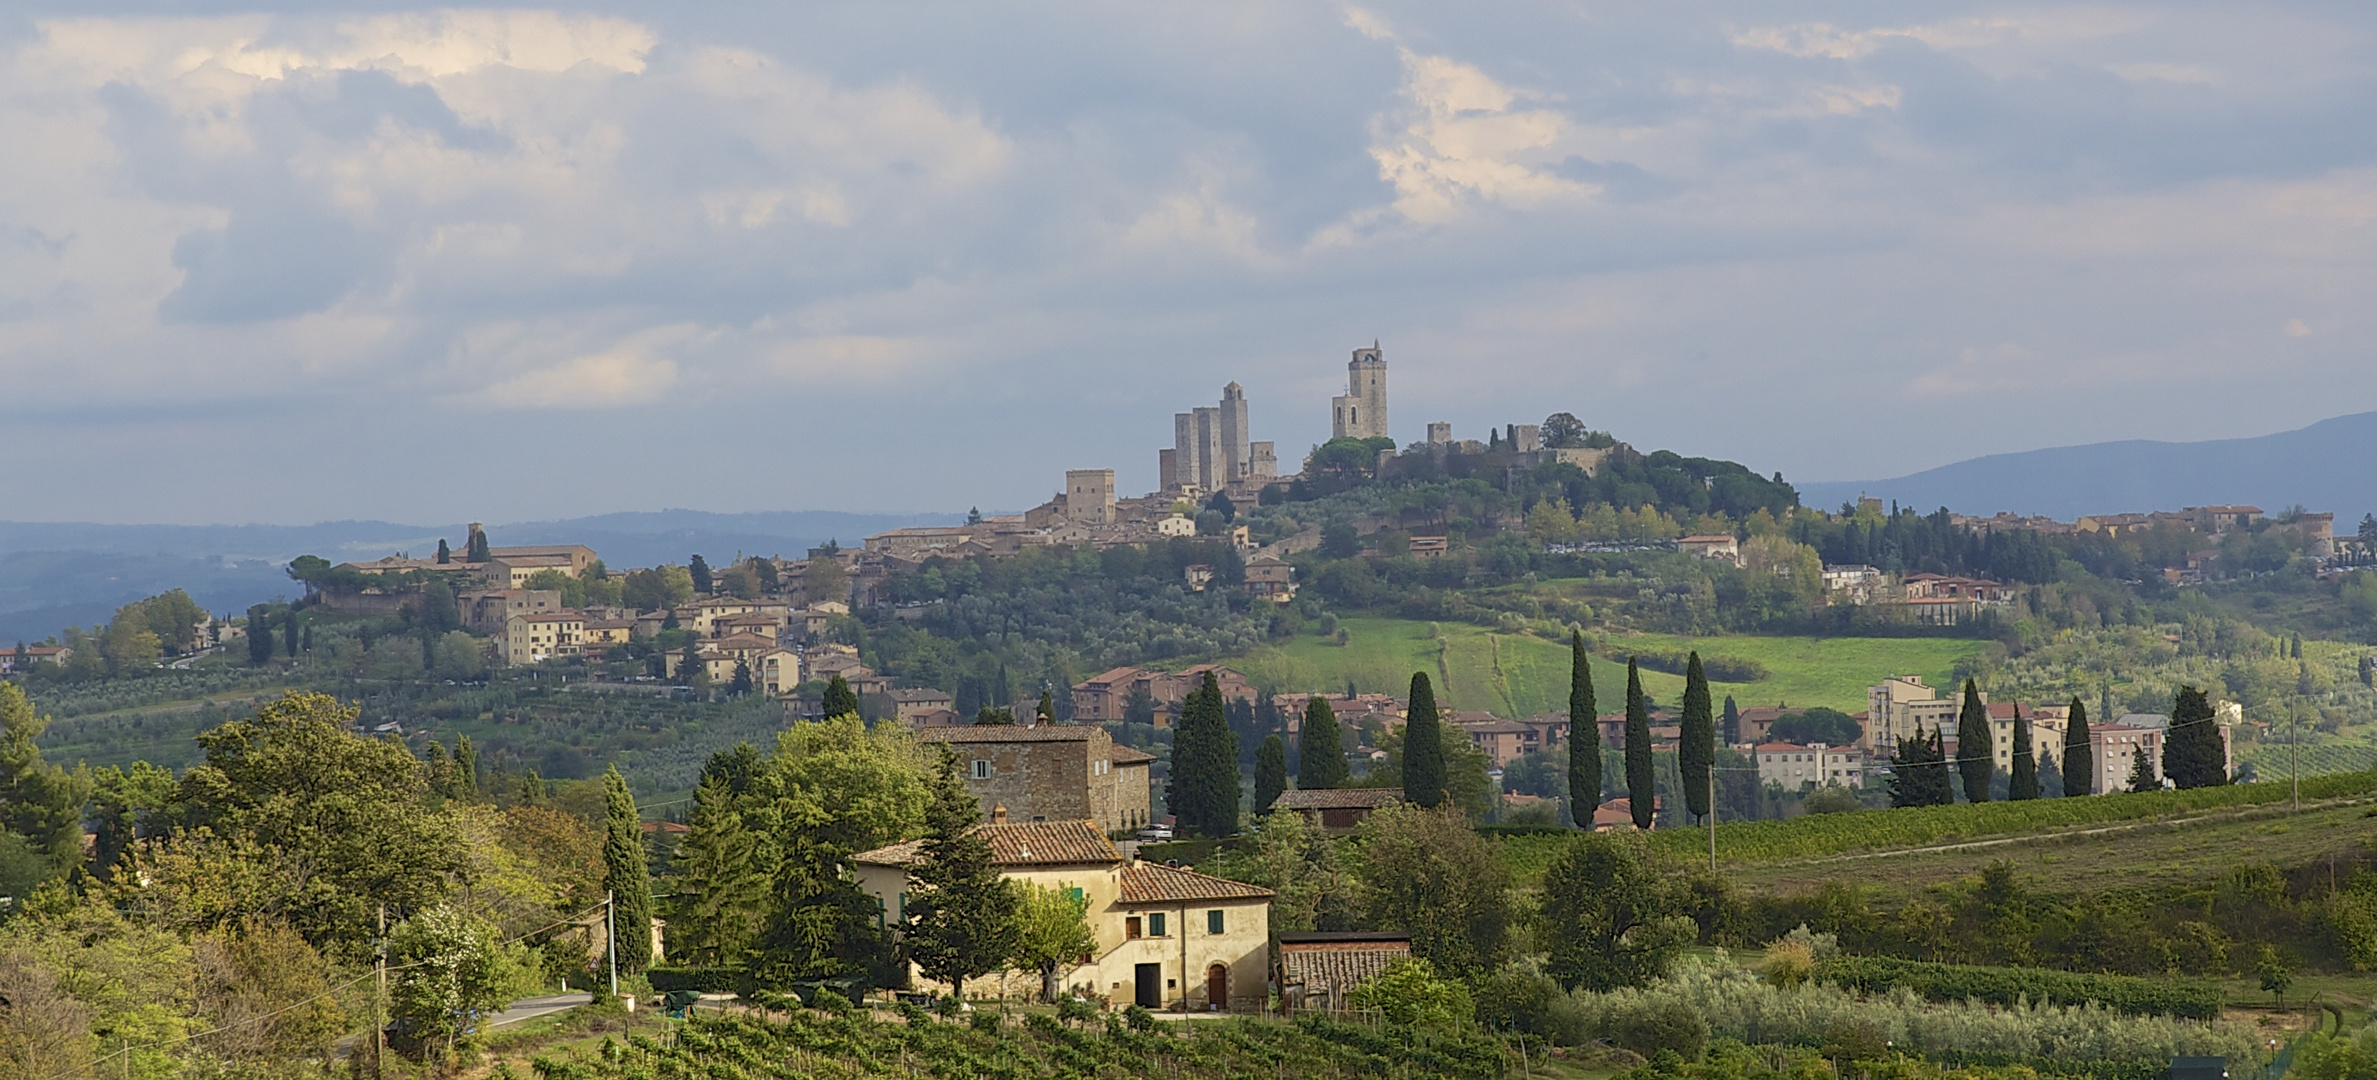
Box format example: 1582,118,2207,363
1229,617,1983,716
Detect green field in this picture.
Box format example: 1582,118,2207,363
1228,617,1982,716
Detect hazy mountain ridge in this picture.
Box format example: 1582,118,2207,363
1798,411,2377,525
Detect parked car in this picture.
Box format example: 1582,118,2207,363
1136,825,1173,842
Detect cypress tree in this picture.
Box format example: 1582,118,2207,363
2127,746,2159,793
1624,659,1653,829
247,605,273,665
1035,689,1056,725
1298,696,1348,790
2163,685,2228,788
1568,630,1600,825
1888,729,1952,807
2062,697,2094,796
455,735,478,798
466,526,490,562
1955,678,1992,803
2008,706,2038,800
435,538,451,565
1679,652,1713,822
1402,672,1446,810
689,554,713,595
1721,695,1741,745
906,747,1019,999
602,766,655,974
1254,734,1288,815
282,609,299,658
730,659,753,696
1169,672,1240,836
820,674,858,719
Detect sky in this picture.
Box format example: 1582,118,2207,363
2,1,2373,524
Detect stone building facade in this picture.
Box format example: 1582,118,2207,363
1331,343,1388,441
919,725,1153,833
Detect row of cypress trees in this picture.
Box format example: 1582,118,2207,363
1891,679,2227,805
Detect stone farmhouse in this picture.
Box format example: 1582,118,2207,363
919,724,1154,834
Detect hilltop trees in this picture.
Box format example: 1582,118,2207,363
1956,679,1992,803
1568,630,1600,823
1624,660,1653,829
1298,696,1347,790
2164,686,2229,788
603,766,655,975
1679,652,1714,823
689,554,714,595
670,777,768,966
1168,672,1241,837
1403,672,1447,810
2062,697,2094,796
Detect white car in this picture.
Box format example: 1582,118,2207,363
1136,826,1174,842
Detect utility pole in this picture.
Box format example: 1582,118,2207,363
607,889,619,998
375,903,387,1076
1708,766,1718,873
2291,707,2300,812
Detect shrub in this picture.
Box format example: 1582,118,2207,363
1124,1004,1157,1032
1609,998,1709,1061
1473,966,1590,1046
968,1010,1000,1034
1349,958,1476,1029
1761,940,1815,988
1815,955,2223,1019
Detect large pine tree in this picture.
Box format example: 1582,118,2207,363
1568,630,1600,826
1298,696,1348,790
1168,672,1241,836
2062,697,2094,796
602,766,655,974
1403,672,1446,810
1624,659,1653,829
1254,735,1287,815
820,674,859,719
1955,678,1992,803
2163,685,2228,789
670,777,768,965
2008,706,2039,800
1679,652,1714,823
905,747,1019,999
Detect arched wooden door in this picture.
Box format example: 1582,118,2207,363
1206,963,1228,1010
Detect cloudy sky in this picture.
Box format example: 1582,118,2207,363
3,1,2372,524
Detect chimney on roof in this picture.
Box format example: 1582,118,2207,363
990,803,1009,824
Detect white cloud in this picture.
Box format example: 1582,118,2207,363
1363,50,1595,223
476,348,680,409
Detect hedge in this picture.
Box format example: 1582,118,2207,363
1817,955,2224,1020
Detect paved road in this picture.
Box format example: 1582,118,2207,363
486,993,595,1029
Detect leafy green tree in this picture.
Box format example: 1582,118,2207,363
689,554,714,595
1355,805,1510,977
804,558,849,606
1349,958,1475,1029
1403,672,1446,810
2127,746,2159,793
522,568,588,609
2062,697,2094,796
0,682,87,876
1254,734,1287,814
1540,411,1588,449
670,777,768,966
87,760,175,880
1168,672,1241,837
387,904,506,1062
1223,810,1360,933
1009,883,1096,1002
602,766,654,974
1569,631,1600,824
1888,729,1952,808
1624,659,1653,829
1769,708,1861,746
1320,522,1361,558
2008,708,2039,800
1297,696,1347,790
1679,652,1713,822
905,747,1019,999
821,674,859,719
2163,685,2228,788
1540,830,1695,992
1955,678,1992,803
2256,945,2293,1007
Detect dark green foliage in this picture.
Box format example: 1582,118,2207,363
1889,729,1952,807
2163,686,2228,789
904,747,1019,997
1623,660,1652,829
603,766,655,974
820,674,858,719
1168,672,1241,837
689,554,713,595
2008,708,2039,801
729,659,752,697
2062,697,2093,797
246,605,274,665
1570,630,1600,822
435,538,451,564
282,608,299,658
1955,679,1991,803
1768,707,1861,747
1679,653,1713,822
1721,695,1740,745
1540,830,1694,992
1815,955,2223,1020
465,527,489,563
1609,646,1771,684
2127,746,2158,793
1298,696,1348,790
1254,734,1287,814
1403,672,1446,810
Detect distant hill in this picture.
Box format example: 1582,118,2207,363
1798,411,2377,525
0,509,959,642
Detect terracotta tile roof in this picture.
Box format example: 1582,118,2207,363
922,725,1097,743
1109,744,1157,765
1118,863,1274,904
851,820,1121,869
1266,788,1405,812
1080,666,1146,685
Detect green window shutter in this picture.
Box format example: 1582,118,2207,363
1150,912,1166,937
1207,909,1224,935
1067,887,1085,904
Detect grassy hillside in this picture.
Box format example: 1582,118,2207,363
1229,616,1981,715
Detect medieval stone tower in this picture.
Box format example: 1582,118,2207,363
1331,342,1388,441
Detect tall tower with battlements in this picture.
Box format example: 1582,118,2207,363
1331,343,1389,441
